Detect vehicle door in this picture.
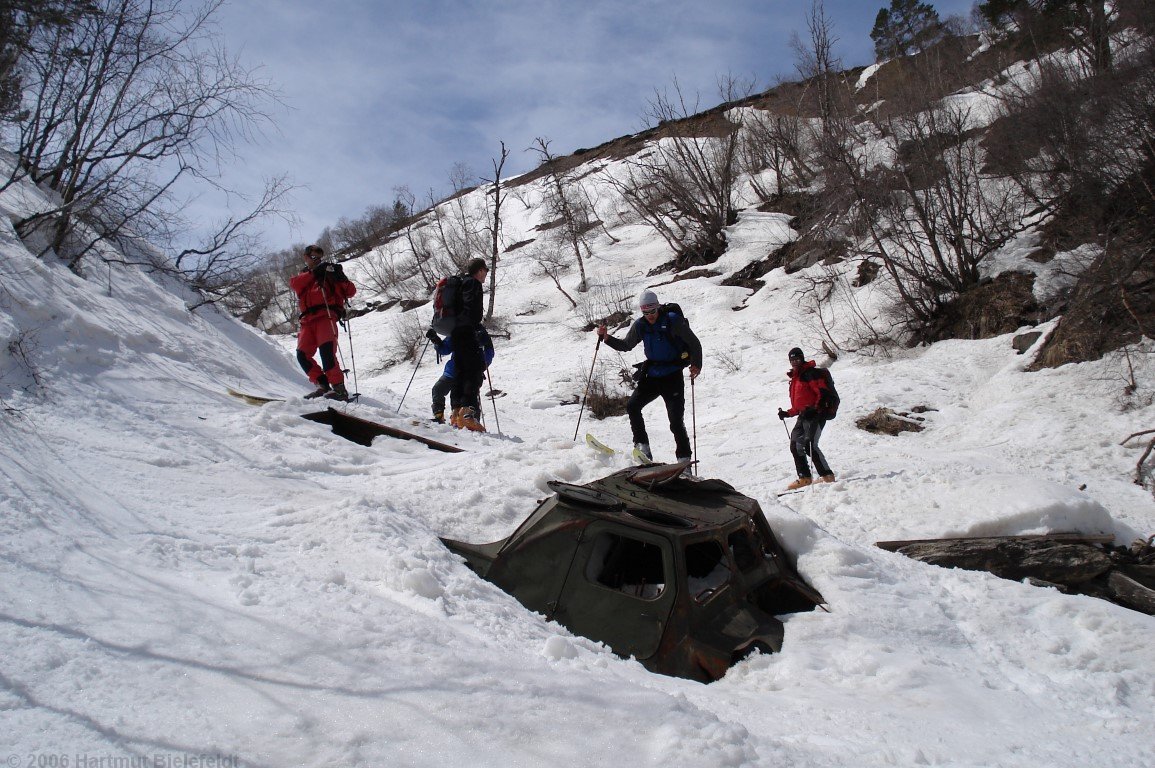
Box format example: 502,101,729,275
554,522,676,660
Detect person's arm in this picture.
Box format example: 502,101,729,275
673,319,703,377
599,320,642,352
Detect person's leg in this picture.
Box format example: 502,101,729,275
431,375,452,418
296,322,325,385
315,319,343,386
789,419,812,478
657,374,691,458
627,377,661,447
809,419,833,478
449,328,483,410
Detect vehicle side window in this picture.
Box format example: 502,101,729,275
728,529,759,572
685,541,731,602
585,532,666,599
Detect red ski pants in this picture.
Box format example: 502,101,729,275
297,314,344,386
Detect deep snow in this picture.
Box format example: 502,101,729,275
3,82,1155,768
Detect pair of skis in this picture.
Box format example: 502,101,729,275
585,433,653,465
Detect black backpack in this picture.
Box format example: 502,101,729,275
815,367,840,419
655,303,692,365
430,275,463,335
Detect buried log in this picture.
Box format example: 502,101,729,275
877,532,1155,616
302,408,464,452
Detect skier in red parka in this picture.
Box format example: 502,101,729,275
289,245,356,401
778,347,836,489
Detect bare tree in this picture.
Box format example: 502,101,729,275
740,109,816,202
530,136,592,291
482,141,509,321
609,75,752,267
3,0,282,287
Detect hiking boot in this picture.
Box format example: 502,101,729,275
449,408,464,429
304,381,331,399
431,411,445,424
633,443,653,462
459,407,485,432
786,476,813,490
819,474,836,483
324,383,349,401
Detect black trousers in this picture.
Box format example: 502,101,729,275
431,375,453,415
449,326,484,411
627,371,691,459
790,414,832,478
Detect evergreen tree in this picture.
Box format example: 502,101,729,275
871,0,944,60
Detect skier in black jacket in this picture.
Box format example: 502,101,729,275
449,258,489,432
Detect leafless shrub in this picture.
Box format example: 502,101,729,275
389,310,427,364
714,349,743,374
740,110,815,202
584,363,630,419
606,75,752,268
530,241,579,309
3,328,44,402
577,274,634,328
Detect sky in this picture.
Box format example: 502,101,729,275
3,66,1155,763
208,0,979,252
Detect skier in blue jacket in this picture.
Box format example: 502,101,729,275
426,326,494,424
597,289,702,462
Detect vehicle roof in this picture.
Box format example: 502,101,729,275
548,468,758,535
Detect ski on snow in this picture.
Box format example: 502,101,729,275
226,387,359,405
585,433,651,464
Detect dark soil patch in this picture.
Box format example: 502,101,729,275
916,272,1043,345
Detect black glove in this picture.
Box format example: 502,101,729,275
778,408,789,420
312,264,335,283
425,329,441,345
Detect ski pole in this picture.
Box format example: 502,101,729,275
342,313,359,396
397,338,430,412
690,374,697,476
781,415,791,439
485,367,501,435
318,274,354,398
573,336,601,441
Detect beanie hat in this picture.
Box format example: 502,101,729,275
638,290,660,311
788,347,805,361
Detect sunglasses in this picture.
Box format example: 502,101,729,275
642,306,659,315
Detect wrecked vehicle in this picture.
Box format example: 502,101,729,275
441,462,825,682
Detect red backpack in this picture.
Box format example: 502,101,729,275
430,275,463,335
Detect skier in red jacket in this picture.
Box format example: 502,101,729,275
289,245,356,400
778,347,836,489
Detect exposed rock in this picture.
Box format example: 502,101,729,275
1013,331,1043,354
856,407,926,435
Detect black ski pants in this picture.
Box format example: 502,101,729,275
449,326,484,412
627,371,691,459
790,414,833,478
431,374,453,416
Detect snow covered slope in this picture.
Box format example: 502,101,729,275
3,123,1155,768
